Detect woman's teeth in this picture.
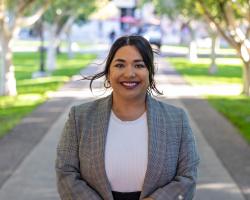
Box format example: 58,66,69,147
121,82,138,87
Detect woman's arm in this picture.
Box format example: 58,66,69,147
147,110,200,200
55,107,102,200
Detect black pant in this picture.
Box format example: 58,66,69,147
112,191,141,200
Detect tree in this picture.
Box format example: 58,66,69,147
206,20,220,74
151,0,200,62
195,0,250,95
153,0,250,95
0,0,51,96
43,0,100,71
151,0,219,68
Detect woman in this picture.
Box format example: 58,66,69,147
56,35,199,200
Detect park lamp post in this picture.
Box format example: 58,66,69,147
32,15,48,78
39,15,45,72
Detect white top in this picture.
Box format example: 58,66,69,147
105,111,148,192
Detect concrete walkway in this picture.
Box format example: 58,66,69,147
0,53,248,200
154,56,247,200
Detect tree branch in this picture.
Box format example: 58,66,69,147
0,1,11,38
17,0,36,16
246,2,250,38
218,1,229,26
0,1,5,28
197,0,240,51
223,1,237,30
223,1,249,53
57,15,76,37
16,0,51,27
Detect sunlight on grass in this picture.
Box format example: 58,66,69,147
208,95,250,143
0,94,45,138
12,39,91,50
0,52,96,138
168,57,250,144
168,57,242,85
18,76,69,85
162,45,237,55
0,94,44,108
191,58,242,65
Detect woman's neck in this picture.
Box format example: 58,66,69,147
112,95,147,121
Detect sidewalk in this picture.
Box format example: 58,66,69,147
156,56,250,200
0,53,248,200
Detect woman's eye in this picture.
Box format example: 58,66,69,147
135,64,145,68
115,64,124,68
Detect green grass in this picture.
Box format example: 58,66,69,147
0,94,45,136
208,95,250,142
161,45,237,55
0,52,96,138
12,39,91,50
168,58,242,85
168,57,250,144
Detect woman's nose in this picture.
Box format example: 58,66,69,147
124,66,136,78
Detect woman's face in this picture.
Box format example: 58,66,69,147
108,45,149,101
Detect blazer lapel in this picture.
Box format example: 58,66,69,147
88,95,113,200
140,95,168,199
86,94,171,199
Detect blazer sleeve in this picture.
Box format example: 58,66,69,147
55,106,102,200
149,110,200,200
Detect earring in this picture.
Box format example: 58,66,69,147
104,79,111,88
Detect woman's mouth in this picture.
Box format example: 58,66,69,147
120,81,139,89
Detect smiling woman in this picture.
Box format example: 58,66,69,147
56,35,200,200
108,45,150,120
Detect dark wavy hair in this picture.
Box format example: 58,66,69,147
83,35,162,95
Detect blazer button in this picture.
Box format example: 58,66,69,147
178,194,184,200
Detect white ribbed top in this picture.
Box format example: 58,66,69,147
105,111,148,192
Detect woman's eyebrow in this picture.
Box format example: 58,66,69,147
113,58,144,63
134,59,144,63
114,58,125,62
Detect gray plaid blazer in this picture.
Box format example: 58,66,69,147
56,94,199,200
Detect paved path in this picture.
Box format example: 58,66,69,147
156,56,250,200
154,56,248,200
0,52,249,200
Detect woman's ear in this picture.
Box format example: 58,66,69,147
107,74,110,82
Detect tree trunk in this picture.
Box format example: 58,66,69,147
188,40,198,62
238,42,250,96
209,32,218,74
187,25,197,62
0,33,17,96
46,24,58,71
66,27,74,59
242,62,250,96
